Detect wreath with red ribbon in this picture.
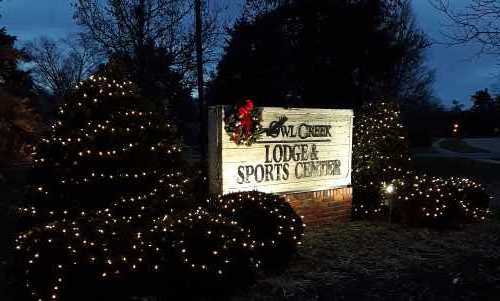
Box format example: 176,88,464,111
224,99,263,146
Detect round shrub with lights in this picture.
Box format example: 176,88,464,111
398,175,491,227
163,208,257,289
207,191,305,266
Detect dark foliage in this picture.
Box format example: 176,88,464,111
0,28,33,97
404,109,455,147
165,208,257,291
407,127,433,147
471,88,495,112
460,110,500,137
0,90,39,165
99,46,193,120
0,28,40,166
209,0,434,110
14,191,304,300
208,191,305,267
398,176,491,228
446,89,500,137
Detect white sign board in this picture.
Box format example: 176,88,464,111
208,106,354,195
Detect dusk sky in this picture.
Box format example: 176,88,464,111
1,0,498,108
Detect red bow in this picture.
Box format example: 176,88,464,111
238,99,254,136
238,99,254,118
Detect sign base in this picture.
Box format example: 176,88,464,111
284,186,352,227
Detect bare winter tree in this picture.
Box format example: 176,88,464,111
430,0,500,54
73,0,220,80
391,0,435,111
24,37,99,98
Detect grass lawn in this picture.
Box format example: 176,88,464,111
438,139,490,153
233,221,500,301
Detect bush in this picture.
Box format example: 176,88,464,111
207,191,305,267
397,175,491,228
14,192,305,300
407,128,433,147
165,208,256,288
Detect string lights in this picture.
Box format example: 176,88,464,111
14,75,304,300
352,100,491,224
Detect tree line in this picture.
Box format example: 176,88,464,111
2,0,442,166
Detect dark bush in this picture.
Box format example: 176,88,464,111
397,175,491,228
207,191,305,267
407,128,433,147
13,191,305,300
166,208,256,286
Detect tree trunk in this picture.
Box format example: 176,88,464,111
195,0,207,171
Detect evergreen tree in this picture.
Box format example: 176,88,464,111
495,96,500,113
471,89,494,112
0,28,32,96
209,0,434,110
15,75,191,299
0,89,39,165
0,26,39,165
451,99,464,113
352,100,412,216
25,75,187,211
100,44,194,122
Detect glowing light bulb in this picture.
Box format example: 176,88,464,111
385,184,395,194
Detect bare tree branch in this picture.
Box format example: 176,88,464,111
73,0,226,82
24,36,101,97
430,0,500,55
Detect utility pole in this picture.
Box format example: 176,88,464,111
195,0,207,169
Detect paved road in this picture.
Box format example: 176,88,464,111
464,138,500,155
414,138,500,208
414,138,500,164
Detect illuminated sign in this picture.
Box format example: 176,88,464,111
208,106,353,194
